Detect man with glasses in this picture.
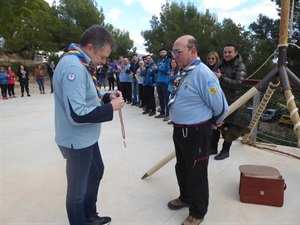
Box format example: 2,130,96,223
167,35,228,225
210,44,247,160
53,25,125,225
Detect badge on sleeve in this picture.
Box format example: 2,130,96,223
67,73,76,81
208,80,218,94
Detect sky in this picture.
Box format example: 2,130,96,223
45,0,280,54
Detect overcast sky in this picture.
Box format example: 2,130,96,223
45,0,280,54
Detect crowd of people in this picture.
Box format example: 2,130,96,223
0,61,56,100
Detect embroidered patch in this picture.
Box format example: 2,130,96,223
67,73,76,81
209,86,217,94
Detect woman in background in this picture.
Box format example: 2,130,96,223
206,51,220,71
17,64,31,97
34,64,46,94
7,66,17,98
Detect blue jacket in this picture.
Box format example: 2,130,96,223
0,71,8,84
155,56,171,83
142,61,156,87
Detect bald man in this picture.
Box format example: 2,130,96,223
167,35,228,225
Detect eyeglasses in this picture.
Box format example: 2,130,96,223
171,47,189,57
208,57,216,60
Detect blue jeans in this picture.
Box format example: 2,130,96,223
36,78,45,91
59,142,104,225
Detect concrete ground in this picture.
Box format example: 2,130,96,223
1,83,300,225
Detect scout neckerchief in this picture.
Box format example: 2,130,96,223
168,58,201,106
65,44,102,103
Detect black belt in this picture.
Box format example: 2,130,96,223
173,120,209,128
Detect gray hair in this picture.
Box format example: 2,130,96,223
79,25,116,51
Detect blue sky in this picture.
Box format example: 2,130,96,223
46,0,280,54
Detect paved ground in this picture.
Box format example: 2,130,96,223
1,83,300,225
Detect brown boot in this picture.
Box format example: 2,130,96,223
167,198,190,210
182,215,204,225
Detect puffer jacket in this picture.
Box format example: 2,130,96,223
213,54,247,104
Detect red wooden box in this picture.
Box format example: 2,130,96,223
239,165,286,207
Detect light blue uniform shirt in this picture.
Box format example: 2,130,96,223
170,59,228,125
53,44,113,149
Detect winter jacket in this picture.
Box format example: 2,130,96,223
213,54,246,104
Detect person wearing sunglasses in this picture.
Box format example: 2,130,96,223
210,44,247,160
206,51,220,71
167,35,228,225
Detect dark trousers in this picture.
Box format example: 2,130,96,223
8,84,15,96
138,84,144,106
211,111,237,152
0,84,8,97
156,82,169,116
143,85,155,112
108,77,115,90
120,82,132,103
49,76,53,92
59,142,104,225
173,122,211,219
20,80,30,95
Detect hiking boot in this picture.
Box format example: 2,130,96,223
182,215,204,225
168,198,190,210
86,215,111,225
214,150,229,160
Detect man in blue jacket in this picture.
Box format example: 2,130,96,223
152,48,171,120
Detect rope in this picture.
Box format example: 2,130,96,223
246,42,300,80
118,109,126,148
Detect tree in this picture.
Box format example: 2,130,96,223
56,0,105,51
141,1,219,60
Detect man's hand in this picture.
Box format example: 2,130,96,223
110,91,125,111
211,122,224,130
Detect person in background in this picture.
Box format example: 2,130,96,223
96,63,108,90
53,25,124,225
47,61,55,93
206,51,220,71
211,44,247,160
17,64,31,97
34,64,46,94
135,59,145,108
107,62,115,91
152,47,171,120
167,35,228,225
129,54,140,106
0,66,9,100
7,66,17,98
141,54,157,116
165,58,179,124
119,57,132,103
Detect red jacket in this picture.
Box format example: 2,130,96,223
7,70,17,84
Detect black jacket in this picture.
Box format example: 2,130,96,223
213,54,247,104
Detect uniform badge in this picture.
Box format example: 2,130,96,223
209,86,217,94
208,80,217,94
67,73,76,81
